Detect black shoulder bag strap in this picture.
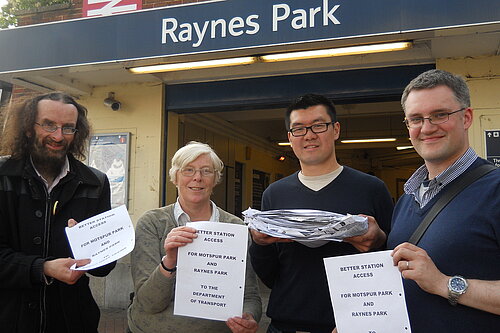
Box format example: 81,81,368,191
408,163,497,245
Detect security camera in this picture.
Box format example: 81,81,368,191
104,92,121,111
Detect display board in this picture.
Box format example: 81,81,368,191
88,133,130,208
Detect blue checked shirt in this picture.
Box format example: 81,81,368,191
404,147,478,208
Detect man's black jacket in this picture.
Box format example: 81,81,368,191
0,155,116,333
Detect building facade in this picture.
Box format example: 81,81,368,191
0,0,499,308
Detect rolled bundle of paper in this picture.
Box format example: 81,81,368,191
243,208,368,247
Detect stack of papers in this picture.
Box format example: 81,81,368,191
243,208,368,246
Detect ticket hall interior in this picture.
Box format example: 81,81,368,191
163,64,433,216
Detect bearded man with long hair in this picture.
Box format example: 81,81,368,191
0,92,116,333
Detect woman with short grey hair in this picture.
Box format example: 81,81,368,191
128,141,262,333
168,141,224,185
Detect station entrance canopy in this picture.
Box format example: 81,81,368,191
0,0,499,74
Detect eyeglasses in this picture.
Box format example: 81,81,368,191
404,108,465,129
289,122,335,137
35,122,78,135
180,167,215,177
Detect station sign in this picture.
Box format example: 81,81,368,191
0,0,499,73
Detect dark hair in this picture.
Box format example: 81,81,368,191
401,69,470,111
285,94,337,130
0,92,91,160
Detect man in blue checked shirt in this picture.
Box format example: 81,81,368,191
387,69,500,333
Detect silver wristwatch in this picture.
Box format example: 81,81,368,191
447,275,468,306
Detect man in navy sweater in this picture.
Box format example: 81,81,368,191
387,69,500,333
249,94,393,333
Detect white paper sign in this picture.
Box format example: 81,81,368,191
65,205,135,270
174,222,248,321
324,250,412,333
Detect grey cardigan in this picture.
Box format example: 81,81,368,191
128,204,262,333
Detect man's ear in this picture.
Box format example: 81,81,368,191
333,122,341,140
463,107,473,130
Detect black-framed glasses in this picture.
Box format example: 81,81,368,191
289,122,335,137
35,122,78,135
180,167,215,177
403,108,465,129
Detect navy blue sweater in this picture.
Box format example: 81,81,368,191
387,158,500,333
250,166,393,332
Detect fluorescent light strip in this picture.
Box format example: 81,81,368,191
341,138,397,144
261,42,412,62
278,142,291,146
130,42,412,74
396,145,414,150
129,56,257,74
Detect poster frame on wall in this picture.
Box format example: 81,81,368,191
485,129,500,167
88,132,131,208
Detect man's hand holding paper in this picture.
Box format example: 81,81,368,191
43,257,90,285
249,229,294,246
343,215,387,252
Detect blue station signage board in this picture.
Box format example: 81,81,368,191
0,0,499,73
